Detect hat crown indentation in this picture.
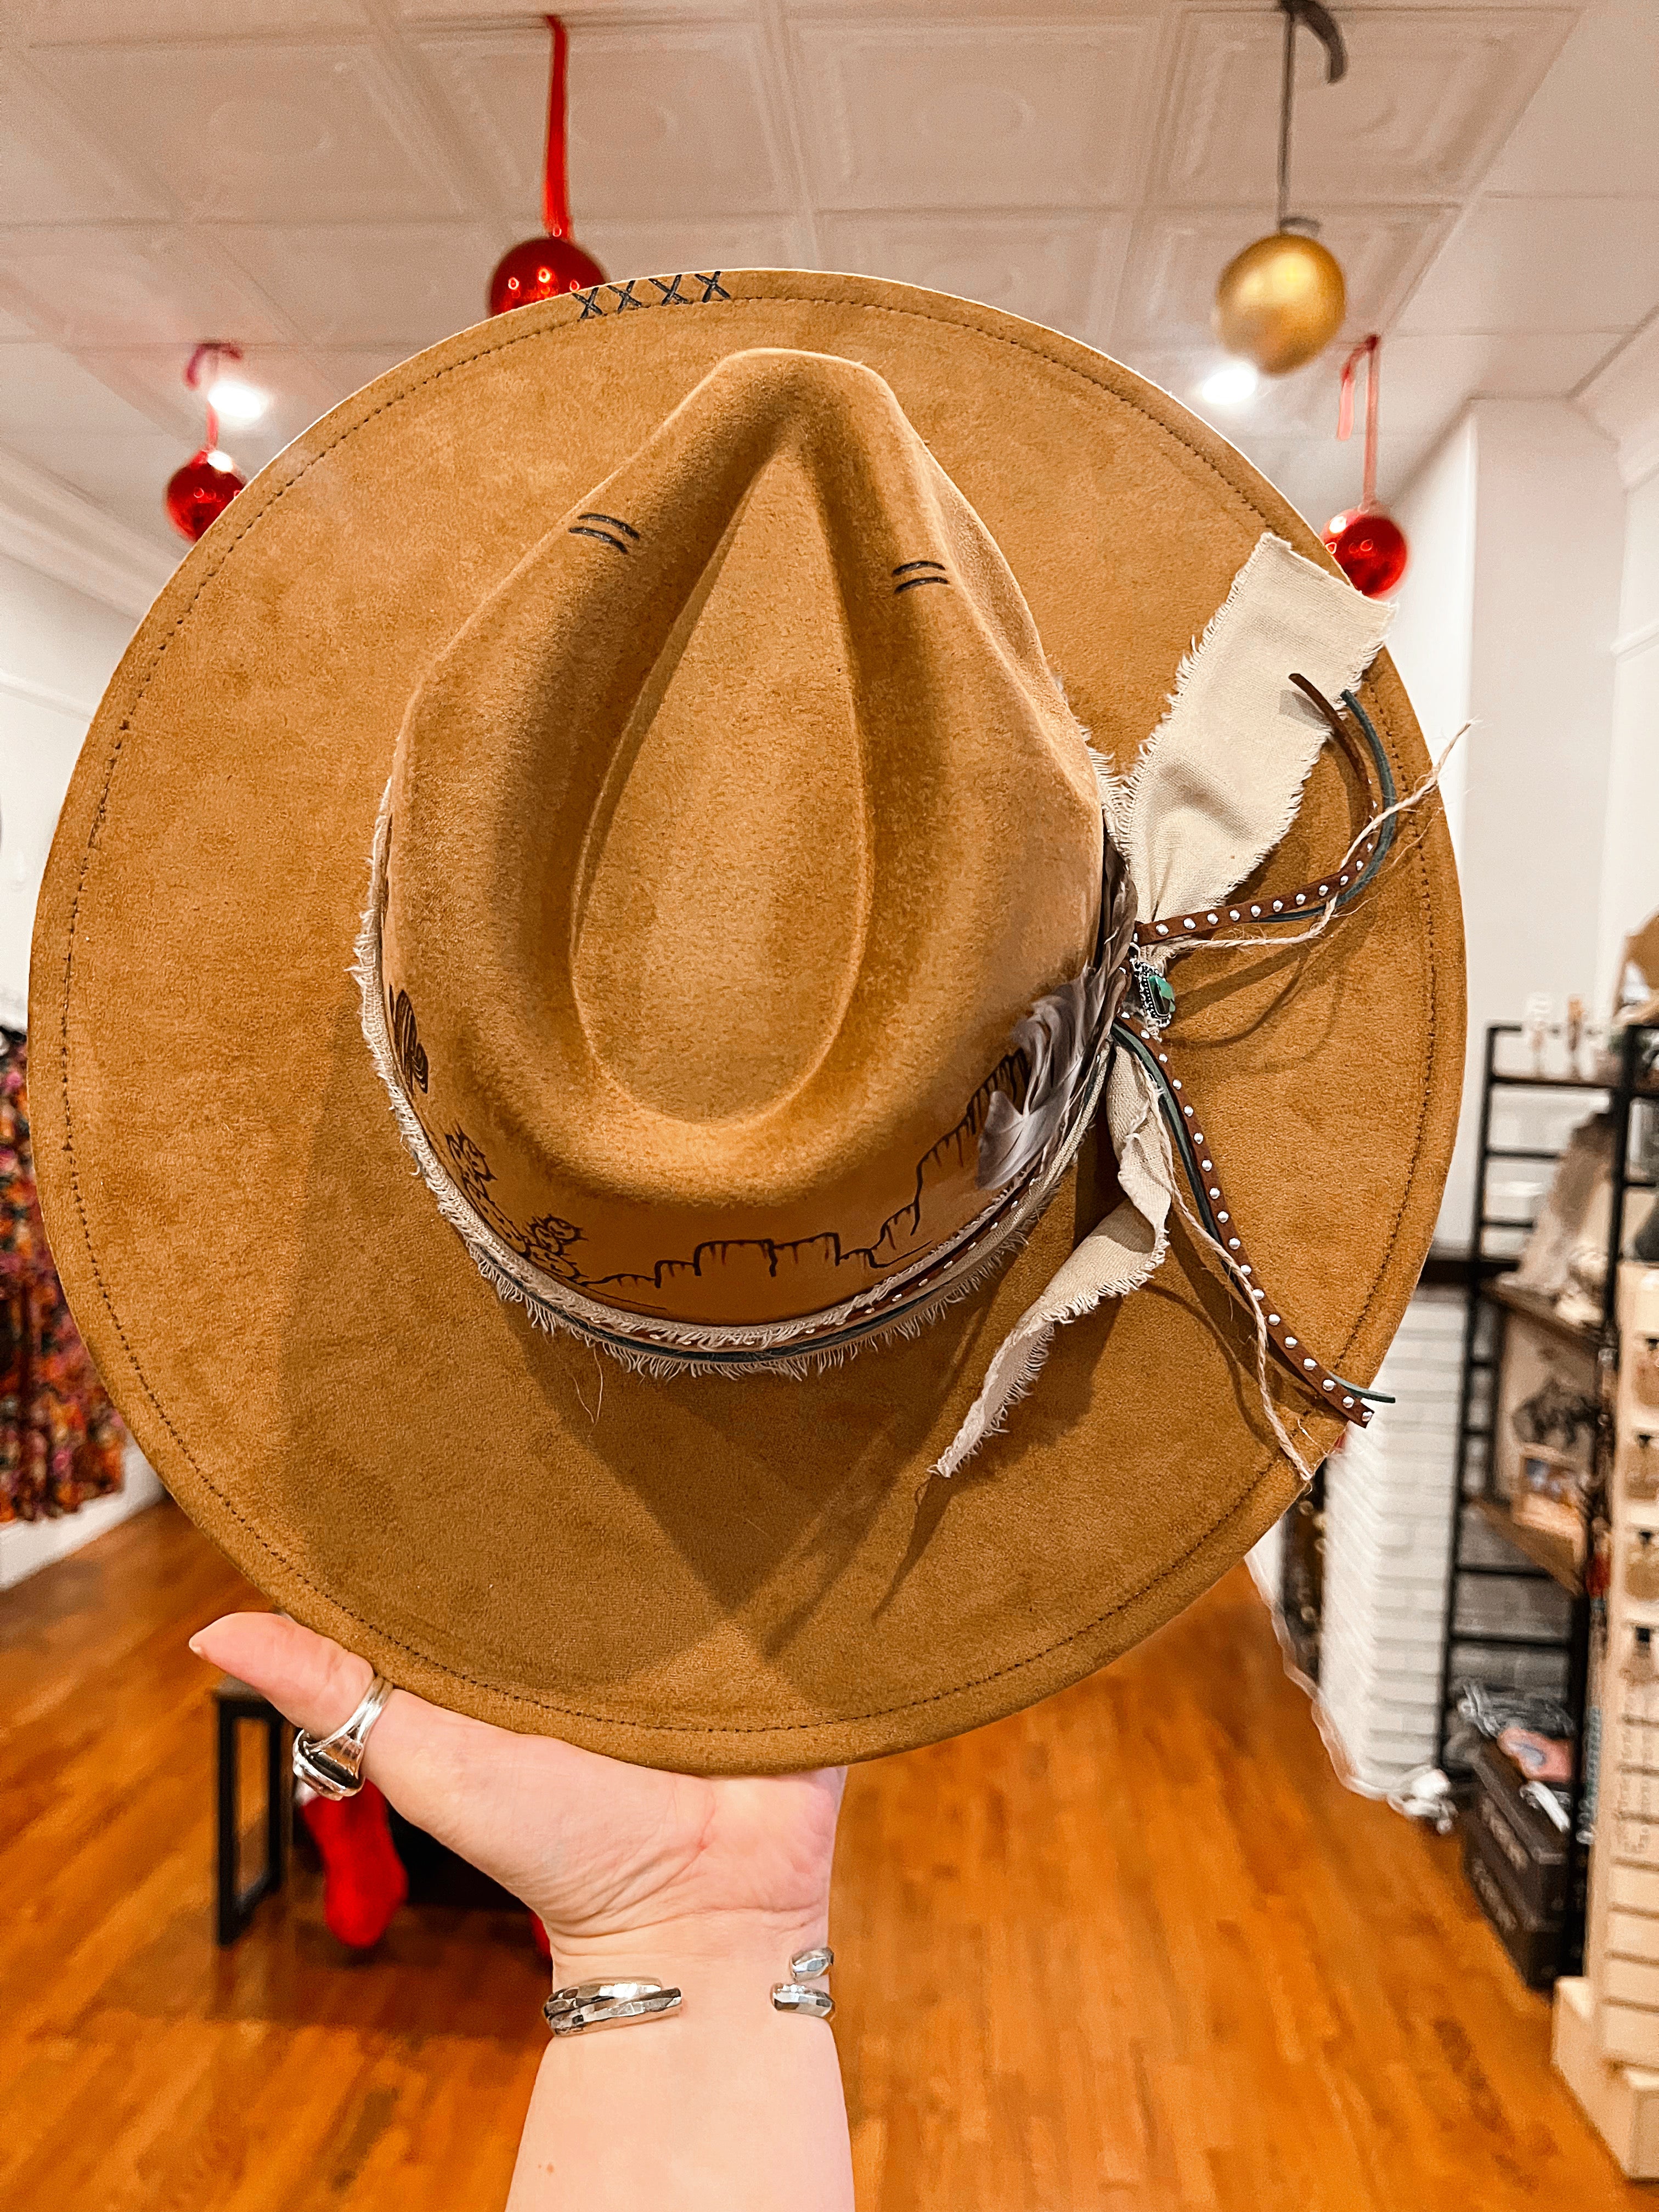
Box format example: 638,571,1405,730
379,347,1103,1327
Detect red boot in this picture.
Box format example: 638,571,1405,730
299,1780,409,1949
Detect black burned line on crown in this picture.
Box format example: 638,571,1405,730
442,1131,584,1278
388,986,427,1094
568,512,642,555
582,1050,1023,1293
574,273,730,320
436,1048,1028,1295
568,511,641,557
568,514,944,601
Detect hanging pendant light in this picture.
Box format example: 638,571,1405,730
488,15,606,316
165,343,248,543
1213,0,1348,377
1324,334,1408,597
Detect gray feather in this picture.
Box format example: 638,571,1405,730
977,832,1137,1193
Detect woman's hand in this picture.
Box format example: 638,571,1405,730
194,1611,855,2210
190,1611,844,1979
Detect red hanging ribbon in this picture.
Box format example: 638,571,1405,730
185,340,241,453
1336,334,1381,511
542,15,572,241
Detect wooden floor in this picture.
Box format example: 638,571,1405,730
0,1499,1643,2210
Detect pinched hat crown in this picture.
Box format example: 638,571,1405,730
366,348,1108,1347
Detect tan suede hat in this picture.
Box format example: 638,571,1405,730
32,270,1463,1774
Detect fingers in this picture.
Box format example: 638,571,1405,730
190,1612,376,1740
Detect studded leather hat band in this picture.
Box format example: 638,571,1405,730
1114,679,1398,1429
1114,1023,1378,1428
1135,680,1396,952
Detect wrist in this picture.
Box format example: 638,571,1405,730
546,1906,830,1997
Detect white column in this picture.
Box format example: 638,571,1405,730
1391,400,1625,1248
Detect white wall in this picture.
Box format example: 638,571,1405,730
0,548,136,1025
1390,399,1626,1248
0,1446,163,1589
1595,465,1659,1007
1390,415,1477,870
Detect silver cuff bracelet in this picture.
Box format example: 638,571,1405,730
541,1948,835,2036
543,1978,683,2036
770,1945,834,2021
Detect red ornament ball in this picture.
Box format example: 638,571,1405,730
488,233,607,318
1323,506,1408,599
166,447,246,543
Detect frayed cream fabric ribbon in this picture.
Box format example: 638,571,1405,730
932,534,1392,1476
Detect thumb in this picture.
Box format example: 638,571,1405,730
190,1612,438,1808
193,1611,373,1738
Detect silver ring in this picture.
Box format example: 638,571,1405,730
771,1945,834,2021
544,1978,682,2036
292,1673,394,1800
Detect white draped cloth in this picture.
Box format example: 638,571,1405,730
935,534,1393,1476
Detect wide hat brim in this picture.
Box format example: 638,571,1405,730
33,272,1463,1774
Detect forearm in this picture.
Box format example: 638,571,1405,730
507,1911,854,2211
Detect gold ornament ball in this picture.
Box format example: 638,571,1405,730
1212,231,1347,376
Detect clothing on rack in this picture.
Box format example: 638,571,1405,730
0,1029,127,1522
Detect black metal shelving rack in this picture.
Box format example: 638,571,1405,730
1434,1019,1656,1978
